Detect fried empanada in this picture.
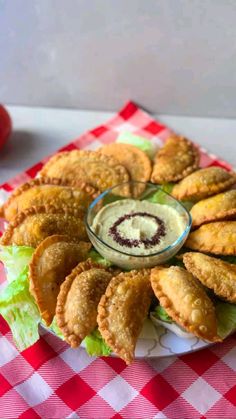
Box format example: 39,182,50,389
185,221,236,255
0,205,88,247
190,190,236,228
183,252,236,303
172,167,236,201
0,177,98,222
151,135,199,184
56,259,112,347
97,269,152,364
29,235,91,326
99,143,152,197
150,266,220,342
39,150,130,196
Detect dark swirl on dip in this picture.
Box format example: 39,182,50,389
109,211,166,249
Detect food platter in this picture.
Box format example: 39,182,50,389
0,105,236,364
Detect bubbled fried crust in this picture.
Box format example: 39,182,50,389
56,259,111,348
0,205,88,247
97,269,152,365
150,266,221,342
190,190,236,228
150,135,199,184
185,221,236,255
99,143,152,197
183,252,236,304
172,167,236,201
0,177,99,222
39,150,131,197
29,235,91,326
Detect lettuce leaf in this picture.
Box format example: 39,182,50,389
216,301,236,339
146,189,171,205
153,305,172,323
116,132,155,158
84,329,112,356
88,248,112,267
0,270,41,350
0,245,34,283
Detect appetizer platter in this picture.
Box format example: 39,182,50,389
1,128,236,365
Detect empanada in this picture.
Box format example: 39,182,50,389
39,150,130,196
0,205,88,247
150,266,220,342
185,221,236,255
99,143,152,197
183,252,236,303
29,235,91,326
56,259,112,347
151,135,199,184
190,190,236,228
172,167,236,201
0,177,98,222
97,269,152,364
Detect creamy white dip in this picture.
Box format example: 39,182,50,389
92,199,186,256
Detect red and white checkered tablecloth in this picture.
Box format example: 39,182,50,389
0,102,236,418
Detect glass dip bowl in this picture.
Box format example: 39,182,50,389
85,181,192,269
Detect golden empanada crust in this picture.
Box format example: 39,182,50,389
1,177,98,222
99,143,152,197
150,266,220,342
39,150,131,196
29,235,91,326
151,135,199,184
185,221,236,255
56,259,112,347
0,205,88,247
97,269,152,365
183,252,236,303
190,190,236,228
172,167,236,201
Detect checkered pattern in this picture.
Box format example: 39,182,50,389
0,101,235,418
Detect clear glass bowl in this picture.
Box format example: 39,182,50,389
85,181,191,269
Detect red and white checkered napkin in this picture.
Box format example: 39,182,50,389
0,102,235,419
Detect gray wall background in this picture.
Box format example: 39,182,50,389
1,0,236,117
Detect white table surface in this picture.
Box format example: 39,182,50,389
1,105,236,185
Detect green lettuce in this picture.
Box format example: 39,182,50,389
116,132,155,158
0,269,41,351
216,301,236,339
0,245,34,282
146,189,171,205
153,305,172,323
84,329,112,356
0,245,40,350
88,248,112,267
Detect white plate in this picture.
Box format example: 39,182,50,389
41,318,210,358
0,186,211,359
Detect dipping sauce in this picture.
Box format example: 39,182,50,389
92,199,186,256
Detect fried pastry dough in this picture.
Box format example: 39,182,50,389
29,235,91,326
150,266,220,342
39,150,130,196
0,177,98,222
99,143,152,197
0,205,88,247
172,167,236,201
151,135,199,184
185,221,236,255
190,190,236,228
56,259,112,347
97,269,152,364
183,252,236,303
